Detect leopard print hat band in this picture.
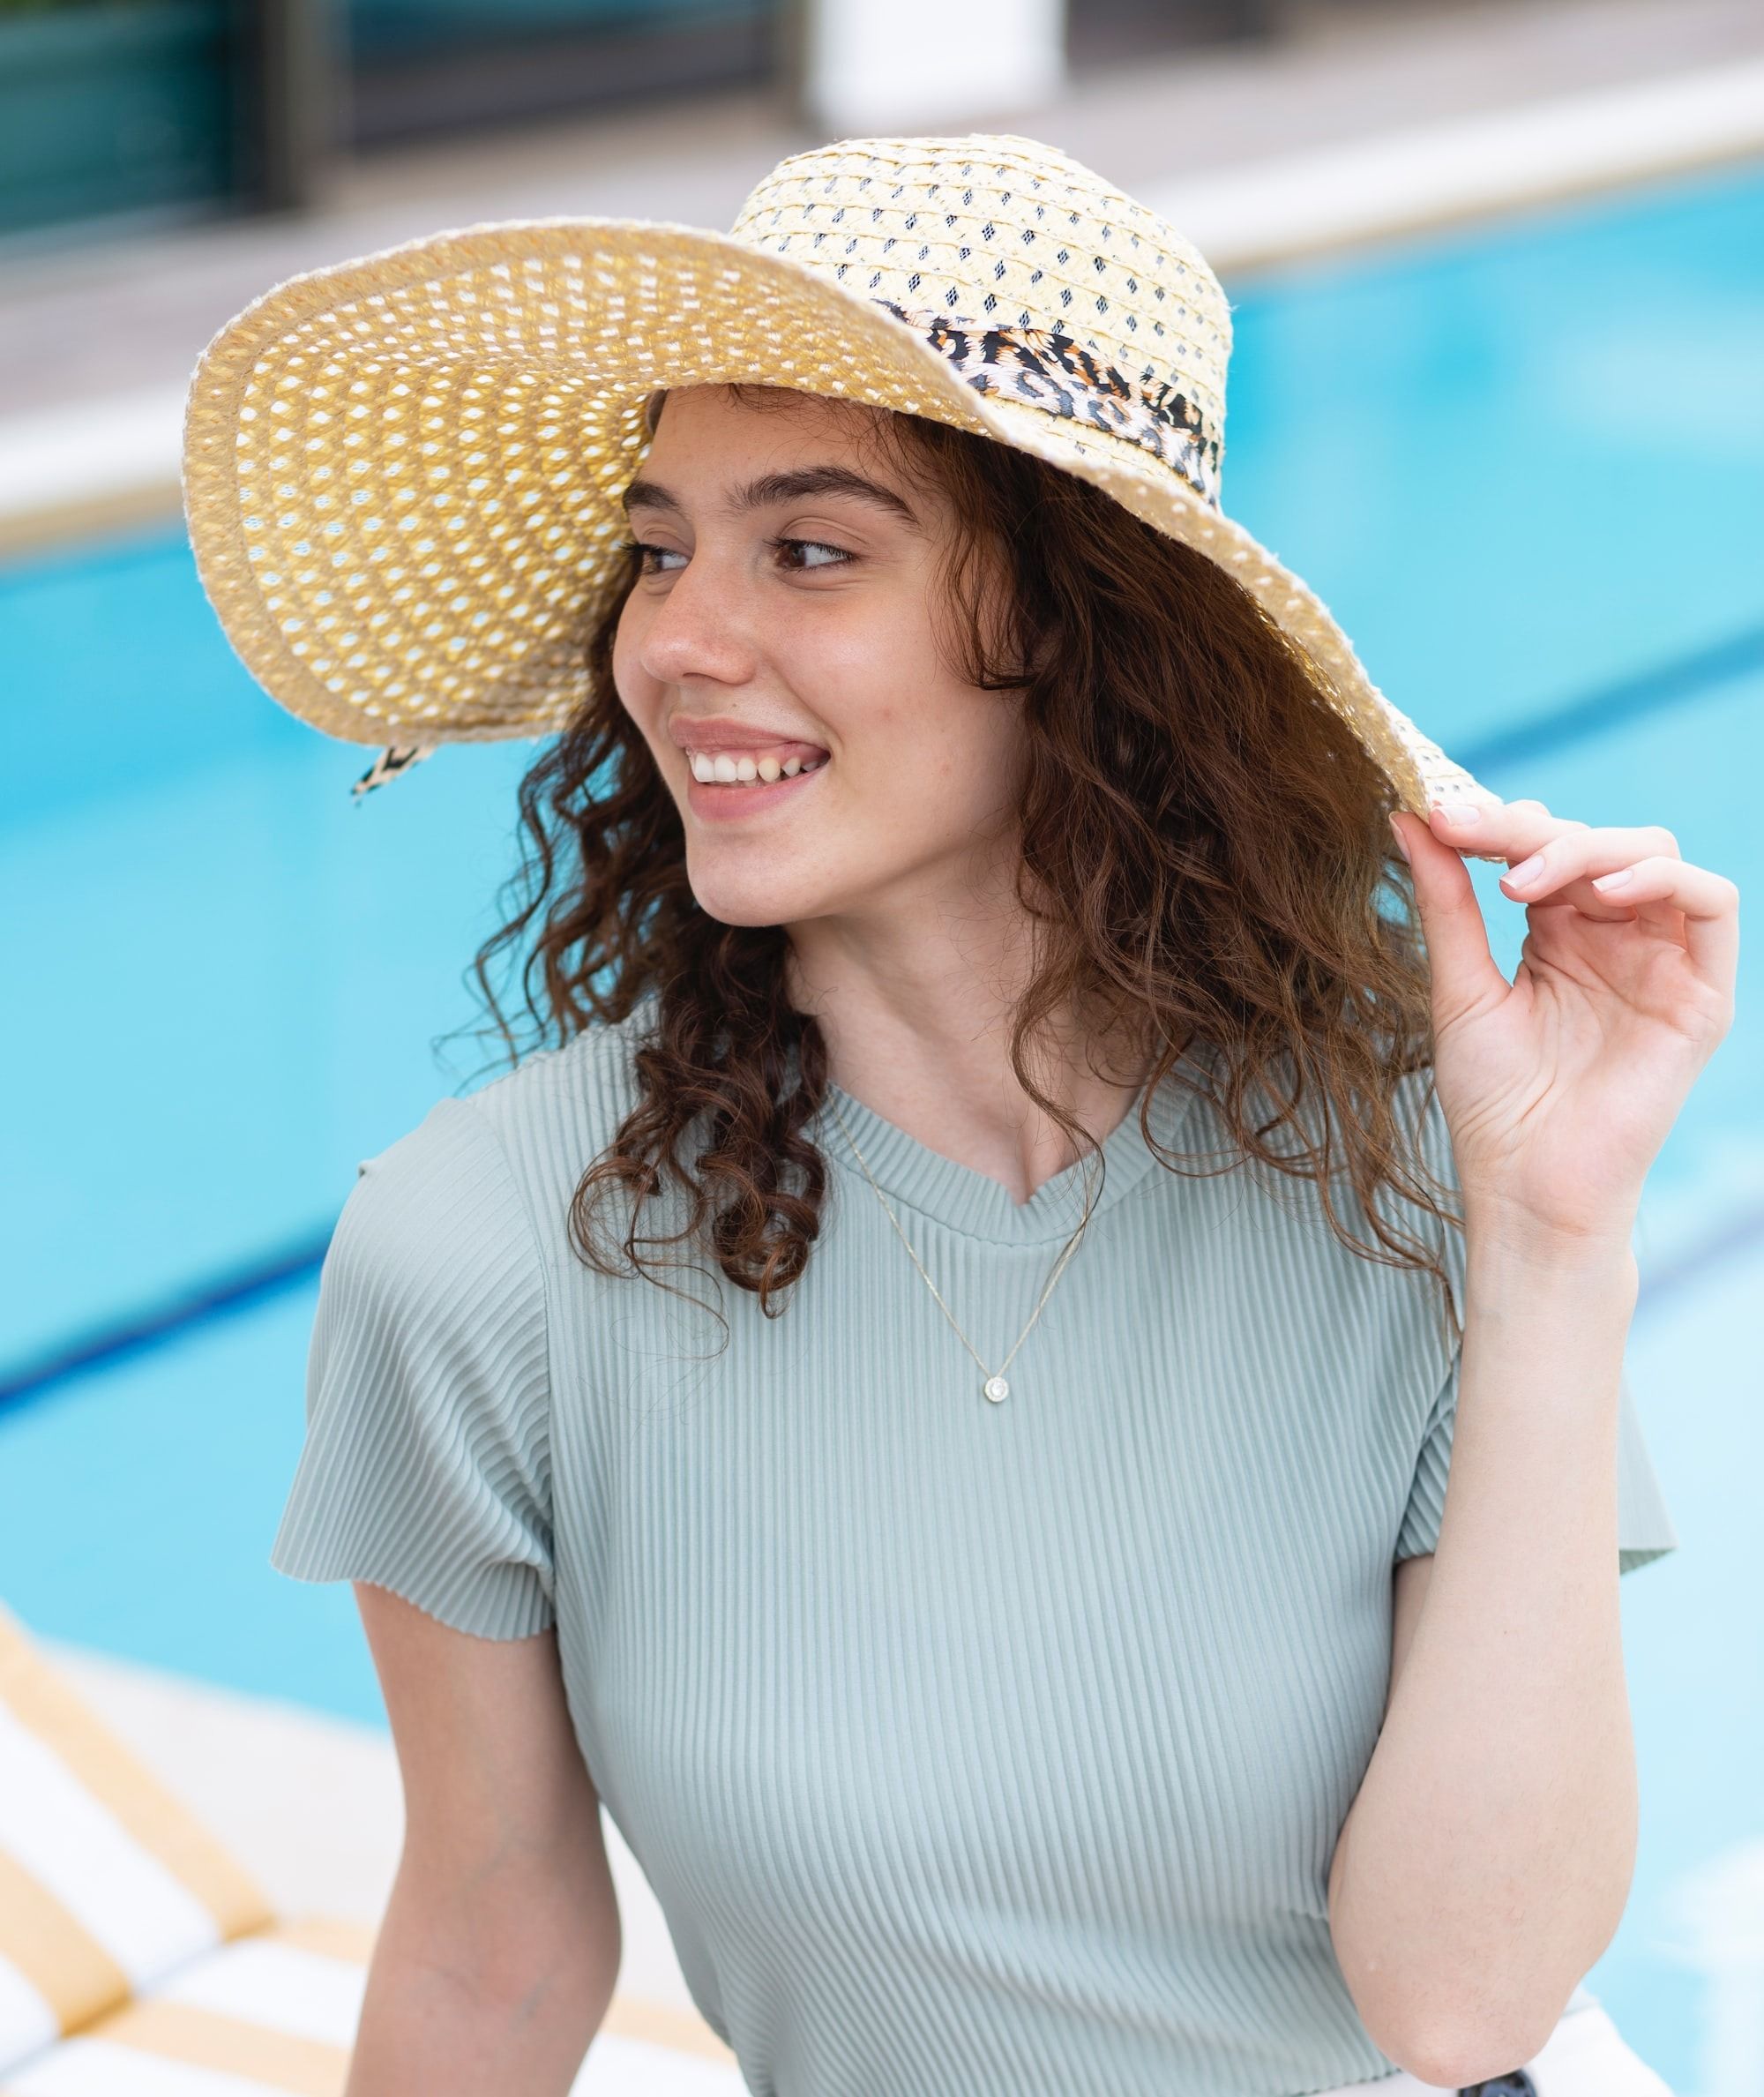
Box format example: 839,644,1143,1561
180,132,1491,821
888,305,1222,507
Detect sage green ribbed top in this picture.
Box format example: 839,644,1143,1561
270,1006,1677,2096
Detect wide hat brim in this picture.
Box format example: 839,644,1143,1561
182,213,1491,822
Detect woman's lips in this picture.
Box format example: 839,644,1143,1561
685,757,828,820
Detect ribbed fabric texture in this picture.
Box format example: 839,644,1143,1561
271,1008,1678,2097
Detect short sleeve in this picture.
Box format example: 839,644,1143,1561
1387,1071,1678,1577
270,1093,557,1639
1395,1355,1679,1576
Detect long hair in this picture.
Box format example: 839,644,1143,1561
456,387,1464,1345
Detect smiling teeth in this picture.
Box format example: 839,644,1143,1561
689,751,821,784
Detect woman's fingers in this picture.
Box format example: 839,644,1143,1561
1494,822,1681,901
1590,856,1741,986
1425,793,1582,867
1427,799,1695,918
1466,813,1736,987
1416,790,1739,1009
1390,808,1511,1016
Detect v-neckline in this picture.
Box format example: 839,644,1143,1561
818,1045,1215,1247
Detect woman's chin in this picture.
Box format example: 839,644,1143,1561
684,866,830,930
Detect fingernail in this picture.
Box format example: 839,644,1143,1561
1592,867,1633,891
1388,813,1410,863
1433,797,1481,825
1505,853,1543,886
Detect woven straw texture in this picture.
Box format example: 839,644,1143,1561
182,132,1489,819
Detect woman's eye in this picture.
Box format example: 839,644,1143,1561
774,536,853,572
620,538,685,574
619,535,853,575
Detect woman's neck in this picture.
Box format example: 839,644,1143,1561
784,889,1151,1208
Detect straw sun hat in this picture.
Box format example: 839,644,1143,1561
183,131,1495,830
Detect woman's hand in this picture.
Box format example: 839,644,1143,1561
1387,793,1738,1249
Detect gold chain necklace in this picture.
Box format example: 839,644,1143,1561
826,1093,1095,1404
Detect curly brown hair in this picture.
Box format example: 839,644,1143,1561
456,386,1464,1347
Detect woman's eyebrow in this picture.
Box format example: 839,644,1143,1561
621,466,921,529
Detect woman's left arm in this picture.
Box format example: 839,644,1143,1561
1327,792,1739,2090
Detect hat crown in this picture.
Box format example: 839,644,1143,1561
729,133,1234,501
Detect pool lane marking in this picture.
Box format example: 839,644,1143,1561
0,1238,331,1418
1459,622,1764,778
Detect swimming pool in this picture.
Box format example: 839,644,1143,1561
3,156,1760,2093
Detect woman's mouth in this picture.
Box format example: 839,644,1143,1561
682,743,829,819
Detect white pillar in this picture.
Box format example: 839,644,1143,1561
797,0,1065,138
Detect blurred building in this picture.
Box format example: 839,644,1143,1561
0,0,1293,249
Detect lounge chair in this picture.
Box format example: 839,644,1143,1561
0,1599,744,2093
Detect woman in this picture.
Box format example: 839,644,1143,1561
185,137,1734,2095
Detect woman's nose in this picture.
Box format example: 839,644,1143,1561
634,550,758,688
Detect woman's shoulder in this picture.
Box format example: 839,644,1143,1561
459,1003,654,1166
344,1005,655,1269
1162,1047,1465,1354
1173,1045,1459,1208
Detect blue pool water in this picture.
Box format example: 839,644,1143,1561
3,157,1760,2093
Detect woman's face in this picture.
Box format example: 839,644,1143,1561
611,385,1024,931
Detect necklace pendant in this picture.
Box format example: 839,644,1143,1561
983,1374,1010,1404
